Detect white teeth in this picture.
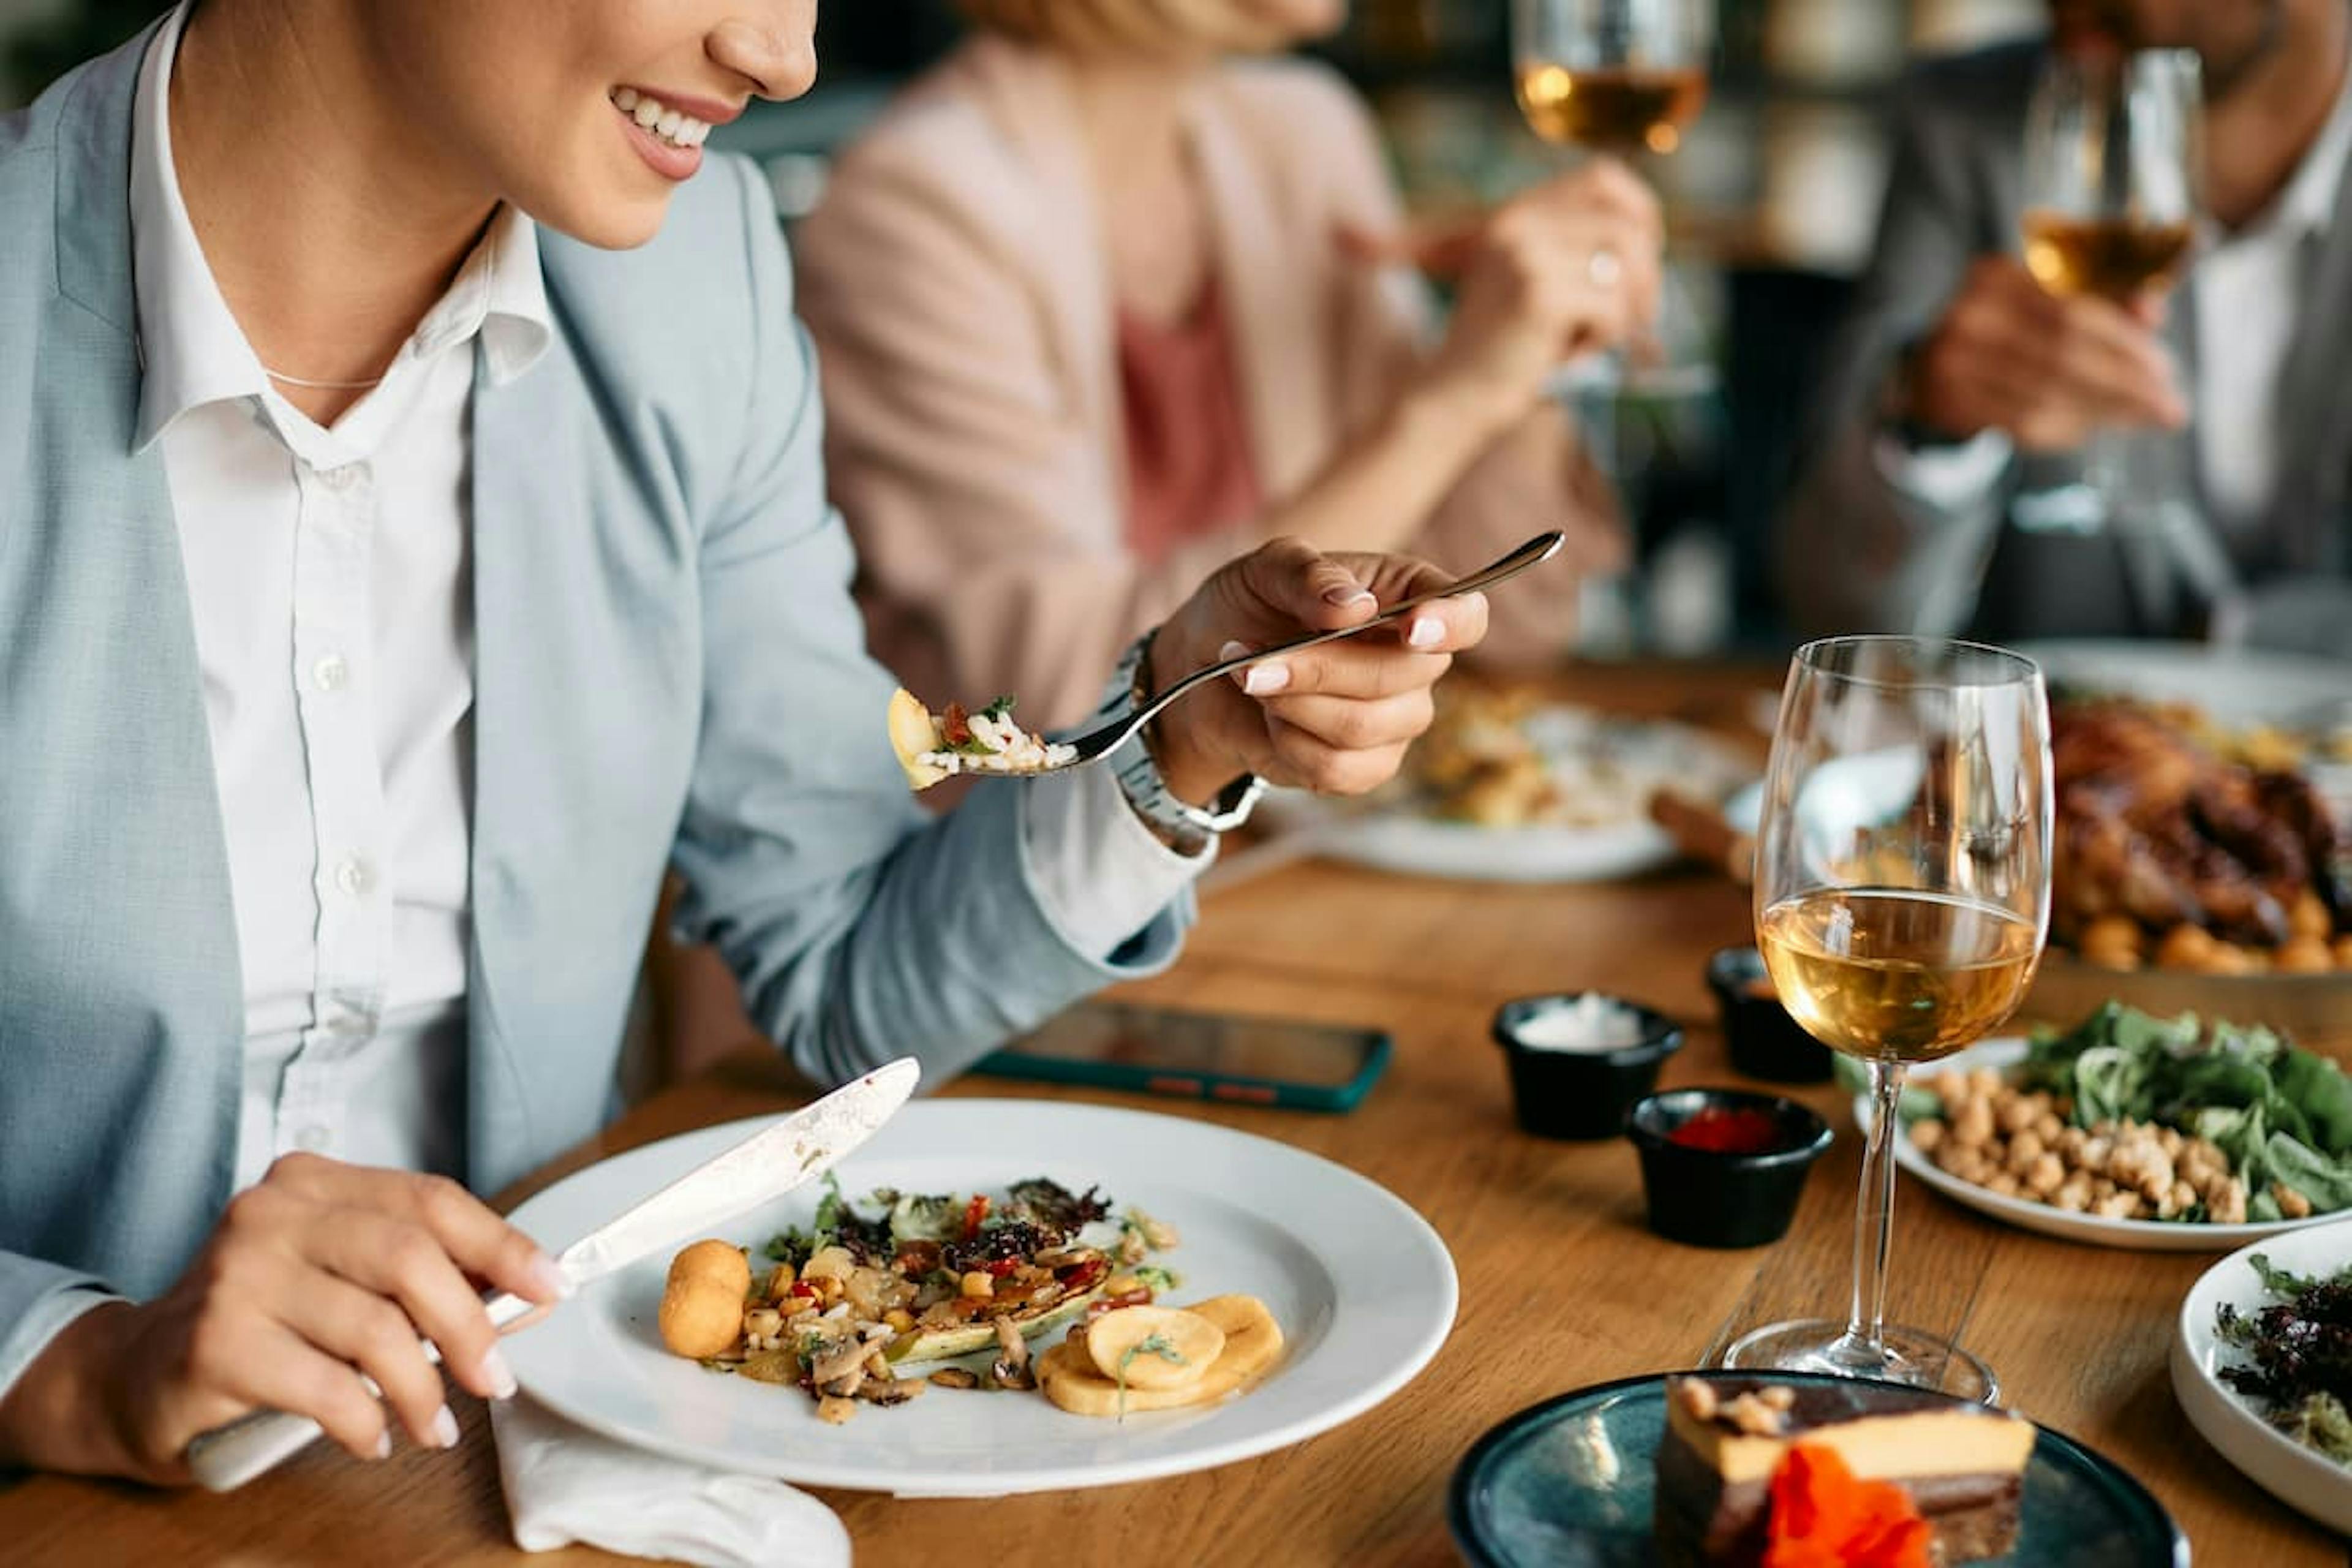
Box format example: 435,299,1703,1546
612,88,710,151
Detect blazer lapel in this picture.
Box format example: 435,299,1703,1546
2263,164,2352,573
1188,80,1331,502
959,38,1125,511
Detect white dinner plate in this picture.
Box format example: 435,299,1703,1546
2173,1216,2352,1534
1259,706,1756,884
1858,1039,2341,1253
2019,638,2349,720
500,1099,1458,1497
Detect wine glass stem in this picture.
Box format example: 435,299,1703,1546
1845,1058,1908,1356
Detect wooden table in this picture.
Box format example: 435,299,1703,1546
6,663,2344,1566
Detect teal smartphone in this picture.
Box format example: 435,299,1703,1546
976,1001,1391,1112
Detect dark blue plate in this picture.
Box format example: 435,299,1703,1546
1449,1371,2189,1566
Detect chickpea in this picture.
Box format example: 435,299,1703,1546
1968,1067,2006,1100
1909,1119,1946,1154
1953,1096,1996,1149
2026,1152,2067,1199
2166,1180,2198,1218
1985,1172,2023,1199
2033,1112,2066,1146
2274,1185,2315,1221
2005,1129,2046,1175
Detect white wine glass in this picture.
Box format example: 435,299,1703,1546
1509,0,1715,398
1719,637,2053,1403
2018,47,2204,538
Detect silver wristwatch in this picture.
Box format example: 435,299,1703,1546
1094,634,1265,853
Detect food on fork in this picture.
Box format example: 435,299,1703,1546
1653,1374,2032,1566
887,687,1075,791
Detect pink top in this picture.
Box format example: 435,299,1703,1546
1115,282,1263,565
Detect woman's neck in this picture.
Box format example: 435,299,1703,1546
1059,51,1213,326
171,0,499,421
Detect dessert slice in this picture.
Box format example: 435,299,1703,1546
1654,1374,2034,1566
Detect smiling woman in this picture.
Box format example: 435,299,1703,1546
0,0,1491,1496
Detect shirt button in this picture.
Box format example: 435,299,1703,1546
294,1125,333,1153
318,462,366,491
312,654,349,692
333,856,375,897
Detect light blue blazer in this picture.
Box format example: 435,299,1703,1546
0,32,1186,1387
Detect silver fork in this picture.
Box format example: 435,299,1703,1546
1035,529,1568,772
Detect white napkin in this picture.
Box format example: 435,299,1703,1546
491,1394,851,1567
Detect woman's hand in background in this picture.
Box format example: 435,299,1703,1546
1143,538,1490,807
1347,159,1665,440
0,1156,566,1483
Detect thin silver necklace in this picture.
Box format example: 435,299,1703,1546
262,365,386,390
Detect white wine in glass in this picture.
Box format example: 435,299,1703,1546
1721,638,2053,1404
1510,0,1714,393
2018,47,2204,535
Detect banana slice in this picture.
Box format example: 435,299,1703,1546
886,687,949,791
1037,1295,1283,1417
1084,1305,1224,1390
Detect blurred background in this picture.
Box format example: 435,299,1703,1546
2,0,2048,652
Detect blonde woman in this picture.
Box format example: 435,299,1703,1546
794,0,1662,727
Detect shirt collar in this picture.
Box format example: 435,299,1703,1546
2272,59,2352,241
130,1,266,450
128,2,554,453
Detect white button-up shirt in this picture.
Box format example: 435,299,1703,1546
1885,63,2352,549
130,3,1203,1194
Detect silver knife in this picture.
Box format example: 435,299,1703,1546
185,1056,921,1491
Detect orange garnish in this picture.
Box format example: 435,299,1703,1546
1760,1444,1934,1568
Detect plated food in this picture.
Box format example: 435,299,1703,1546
1406,679,1753,831
2173,1218,2352,1536
503,1100,1457,1495
1656,1374,2033,1566
1883,1003,2352,1246
655,1175,1278,1425
887,687,1074,790
1264,679,1757,883
1449,1371,2184,1568
2050,696,2350,977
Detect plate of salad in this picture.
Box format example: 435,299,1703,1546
2173,1217,2352,1534
500,1098,1458,1496
1860,1003,2352,1251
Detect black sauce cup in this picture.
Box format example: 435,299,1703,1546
1492,995,1684,1141
1706,946,1833,1084
1627,1088,1833,1248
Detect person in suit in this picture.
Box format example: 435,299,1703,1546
790,0,1663,729
0,0,1489,1483
1779,0,2352,649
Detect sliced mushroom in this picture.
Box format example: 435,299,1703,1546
989,1315,1035,1390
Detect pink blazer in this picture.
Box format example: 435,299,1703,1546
794,35,1619,727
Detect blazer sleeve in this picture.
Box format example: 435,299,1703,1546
0,1261,116,1413
1308,75,1623,668
1775,69,2015,636
667,160,1188,1088
793,140,1261,730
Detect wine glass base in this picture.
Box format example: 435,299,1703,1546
1713,1319,2000,1405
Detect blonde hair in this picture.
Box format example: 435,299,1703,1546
954,0,1293,57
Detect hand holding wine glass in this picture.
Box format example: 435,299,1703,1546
1509,0,1714,391
1721,637,2054,1403
2017,46,2205,529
